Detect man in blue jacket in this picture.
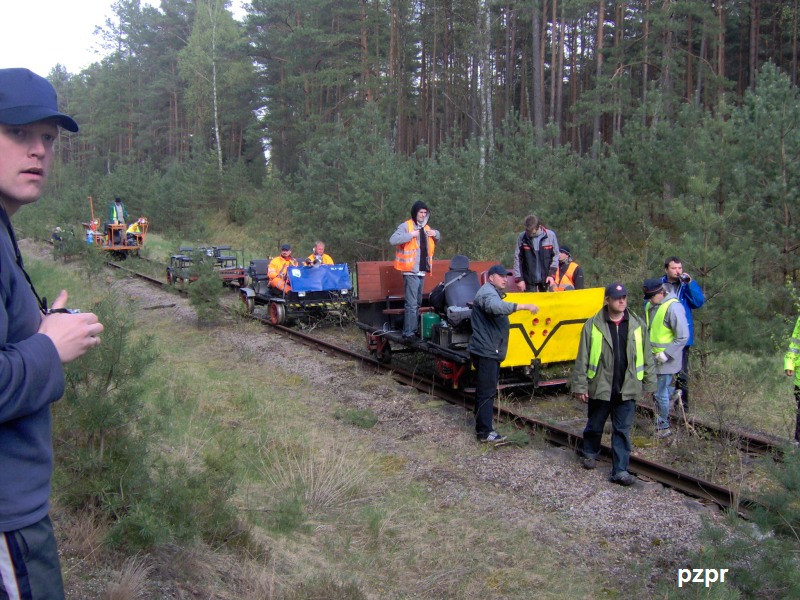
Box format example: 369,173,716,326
468,264,538,444
661,257,705,411
0,68,105,599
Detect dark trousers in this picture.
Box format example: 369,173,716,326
0,515,64,600
674,345,691,409
794,386,800,442
582,397,636,476
472,355,500,438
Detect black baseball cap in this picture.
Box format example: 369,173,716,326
488,264,509,278
0,68,78,132
280,243,291,251
604,282,627,299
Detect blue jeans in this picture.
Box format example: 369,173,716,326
403,274,425,336
655,374,674,430
582,397,636,476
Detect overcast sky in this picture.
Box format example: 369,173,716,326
0,0,246,77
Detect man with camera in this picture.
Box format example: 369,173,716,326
661,257,705,412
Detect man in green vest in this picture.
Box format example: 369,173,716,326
571,283,656,486
783,315,800,444
643,278,689,439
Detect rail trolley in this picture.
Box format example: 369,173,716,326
354,255,604,389
239,259,353,325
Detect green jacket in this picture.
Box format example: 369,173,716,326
570,307,657,401
785,316,800,386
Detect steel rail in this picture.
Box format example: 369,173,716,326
107,261,766,515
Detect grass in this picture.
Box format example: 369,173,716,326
29,248,787,598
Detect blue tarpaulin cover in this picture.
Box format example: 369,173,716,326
288,264,352,292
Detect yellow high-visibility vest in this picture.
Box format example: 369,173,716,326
587,321,644,381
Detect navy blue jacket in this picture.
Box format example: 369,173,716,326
0,211,65,531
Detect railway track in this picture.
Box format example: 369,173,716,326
108,258,773,516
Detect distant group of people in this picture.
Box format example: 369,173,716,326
389,200,710,476
267,240,334,294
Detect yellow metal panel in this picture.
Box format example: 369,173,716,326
500,288,604,368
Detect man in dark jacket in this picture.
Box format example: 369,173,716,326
0,68,105,599
513,214,559,292
468,264,538,443
571,282,656,485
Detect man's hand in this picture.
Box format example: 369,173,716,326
573,392,588,403
518,303,539,314
545,276,555,286
39,290,104,364
516,280,526,292
787,369,795,377
654,351,668,363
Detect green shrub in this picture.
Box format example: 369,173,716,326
694,448,800,599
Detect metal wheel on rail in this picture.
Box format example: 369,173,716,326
375,342,392,364
241,294,255,314
269,302,286,325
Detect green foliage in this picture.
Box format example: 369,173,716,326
695,449,800,599
333,407,378,429
54,294,158,511
187,249,222,325
52,292,245,552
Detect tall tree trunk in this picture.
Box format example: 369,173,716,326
549,0,557,124
555,8,565,145
642,0,649,126
716,0,726,104
749,0,759,89
793,0,798,86
531,0,544,144
479,0,493,171
695,22,706,105
592,0,605,156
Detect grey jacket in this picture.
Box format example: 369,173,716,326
645,292,689,375
468,282,519,361
389,214,441,275
570,307,657,401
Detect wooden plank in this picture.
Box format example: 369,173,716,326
356,258,503,301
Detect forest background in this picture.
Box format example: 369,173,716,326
15,0,800,354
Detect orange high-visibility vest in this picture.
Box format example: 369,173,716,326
552,261,578,291
394,220,436,272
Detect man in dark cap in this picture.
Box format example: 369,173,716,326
552,244,584,291
571,282,656,486
643,277,688,439
0,67,104,599
389,200,441,338
268,243,298,293
468,264,539,443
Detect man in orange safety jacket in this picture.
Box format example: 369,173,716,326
268,244,298,293
389,200,441,339
552,245,585,291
